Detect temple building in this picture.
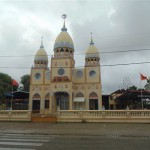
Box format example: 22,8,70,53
29,15,102,114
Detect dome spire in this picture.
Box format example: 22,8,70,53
40,37,44,48
90,32,94,45
61,14,67,32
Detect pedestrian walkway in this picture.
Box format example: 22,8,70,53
0,133,55,150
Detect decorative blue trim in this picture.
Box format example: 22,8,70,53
61,27,67,32
54,42,74,49
85,53,99,59
90,41,94,45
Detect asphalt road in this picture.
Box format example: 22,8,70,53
0,122,149,150
0,133,149,150
40,135,150,150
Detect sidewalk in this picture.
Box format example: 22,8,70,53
0,122,149,136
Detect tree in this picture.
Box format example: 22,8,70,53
20,75,30,91
127,85,137,90
0,72,12,102
144,78,150,90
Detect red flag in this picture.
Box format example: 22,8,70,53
140,73,147,80
12,79,19,86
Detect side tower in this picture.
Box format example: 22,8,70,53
85,34,102,110
29,39,50,114
50,14,75,112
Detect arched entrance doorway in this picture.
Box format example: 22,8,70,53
32,94,41,113
54,92,69,110
45,93,50,109
89,92,98,110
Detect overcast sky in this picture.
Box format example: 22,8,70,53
0,0,150,94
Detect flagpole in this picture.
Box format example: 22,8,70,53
11,85,13,110
140,79,143,110
11,79,19,110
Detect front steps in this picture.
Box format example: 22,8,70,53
31,114,57,123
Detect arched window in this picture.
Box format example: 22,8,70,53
32,94,41,100
74,92,85,110
60,48,64,52
75,92,84,97
89,92,98,99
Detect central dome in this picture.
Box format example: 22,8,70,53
54,31,74,49
54,15,74,50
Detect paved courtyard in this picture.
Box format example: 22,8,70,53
0,122,149,150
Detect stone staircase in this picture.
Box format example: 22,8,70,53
31,113,57,123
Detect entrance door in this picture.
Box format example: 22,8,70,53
89,92,98,110
32,94,41,113
89,99,98,110
32,100,40,113
55,92,69,110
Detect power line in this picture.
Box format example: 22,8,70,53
100,48,150,54
0,61,150,69
101,61,150,67
0,48,150,57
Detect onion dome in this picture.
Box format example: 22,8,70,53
54,14,74,50
85,33,99,59
34,38,48,64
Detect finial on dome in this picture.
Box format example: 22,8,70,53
40,37,44,48
61,14,67,31
90,32,94,45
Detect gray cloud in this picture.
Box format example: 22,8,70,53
0,0,150,94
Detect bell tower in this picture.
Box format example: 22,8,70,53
85,33,102,110
29,38,49,113
50,15,75,111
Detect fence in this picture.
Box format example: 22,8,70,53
58,110,150,123
0,110,31,121
0,110,149,123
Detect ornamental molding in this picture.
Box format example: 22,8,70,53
32,86,41,91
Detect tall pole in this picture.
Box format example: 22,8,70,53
11,85,13,110
140,79,143,110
